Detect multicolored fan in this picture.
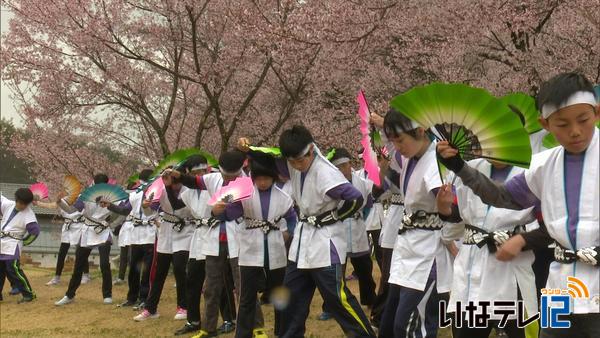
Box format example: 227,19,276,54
390,83,532,169
79,183,129,204
249,146,281,157
357,90,382,186
63,175,82,205
499,93,542,134
108,178,118,185
29,182,49,200
542,87,600,149
151,148,218,179
144,177,164,202
208,176,254,206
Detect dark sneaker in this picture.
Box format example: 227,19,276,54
133,301,146,311
118,300,136,307
17,295,35,304
175,322,200,336
9,287,20,296
217,321,235,334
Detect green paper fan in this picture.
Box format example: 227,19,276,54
499,93,542,134
151,148,218,178
249,146,282,157
390,82,532,168
326,148,336,160
127,173,140,185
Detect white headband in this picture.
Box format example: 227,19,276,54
541,91,596,119
331,157,351,166
289,143,313,160
219,166,242,176
191,164,208,171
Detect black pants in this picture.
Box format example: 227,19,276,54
0,259,35,298
145,251,188,314
55,242,89,276
127,244,154,303
118,245,129,280
186,258,238,325
539,313,600,338
236,266,285,338
367,229,383,271
455,320,524,338
281,262,375,338
348,254,377,306
371,247,393,326
66,243,112,299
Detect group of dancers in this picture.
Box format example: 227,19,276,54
1,71,598,338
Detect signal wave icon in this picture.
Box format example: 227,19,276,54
566,276,589,299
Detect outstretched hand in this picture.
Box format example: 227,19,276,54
237,137,251,153
436,183,454,216
370,113,384,129
436,141,458,159
436,141,465,172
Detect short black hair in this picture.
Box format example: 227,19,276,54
139,169,153,182
279,125,315,158
329,147,352,162
93,173,109,184
180,154,208,173
250,159,278,180
383,108,420,139
15,188,34,205
219,150,246,173
537,72,594,113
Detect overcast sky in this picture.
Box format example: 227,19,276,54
0,8,22,127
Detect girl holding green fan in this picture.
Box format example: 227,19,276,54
438,72,599,338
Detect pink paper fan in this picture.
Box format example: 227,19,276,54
30,182,49,200
357,90,381,187
108,178,117,185
144,177,164,202
208,177,254,206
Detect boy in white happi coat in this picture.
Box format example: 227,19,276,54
55,174,132,306
134,167,194,321
238,126,376,338
117,169,157,309
438,72,599,338
374,111,454,338
329,147,377,308
0,188,40,303
219,152,297,338
437,159,539,338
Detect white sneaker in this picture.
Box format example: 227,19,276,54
133,309,160,321
103,297,113,304
55,296,74,306
46,276,60,286
81,274,91,284
173,307,187,320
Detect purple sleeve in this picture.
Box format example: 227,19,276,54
283,206,297,233
73,199,85,212
25,222,41,236
275,158,290,179
150,201,160,211
364,193,374,209
108,200,132,215
223,201,244,221
505,173,540,209
326,183,362,201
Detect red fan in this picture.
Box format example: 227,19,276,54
30,182,49,200
357,90,381,187
108,178,117,185
208,177,254,206
144,177,164,202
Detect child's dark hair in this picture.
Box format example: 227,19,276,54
250,159,278,180
537,72,594,113
330,147,352,162
180,154,208,173
93,173,109,184
15,188,34,205
139,169,153,182
383,108,420,139
219,150,246,173
279,125,315,158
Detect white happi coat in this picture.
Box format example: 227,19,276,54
343,171,373,254
448,159,538,319
0,196,37,256
118,190,137,247
356,168,384,232
180,188,211,260
524,128,599,314
157,185,194,253
79,200,118,247
388,142,453,292
288,147,349,269
60,208,84,245
237,185,293,269
199,173,239,258
127,190,157,246
529,129,551,154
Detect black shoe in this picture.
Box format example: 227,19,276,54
118,300,136,307
17,295,35,304
133,301,146,311
217,321,235,334
174,322,200,336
